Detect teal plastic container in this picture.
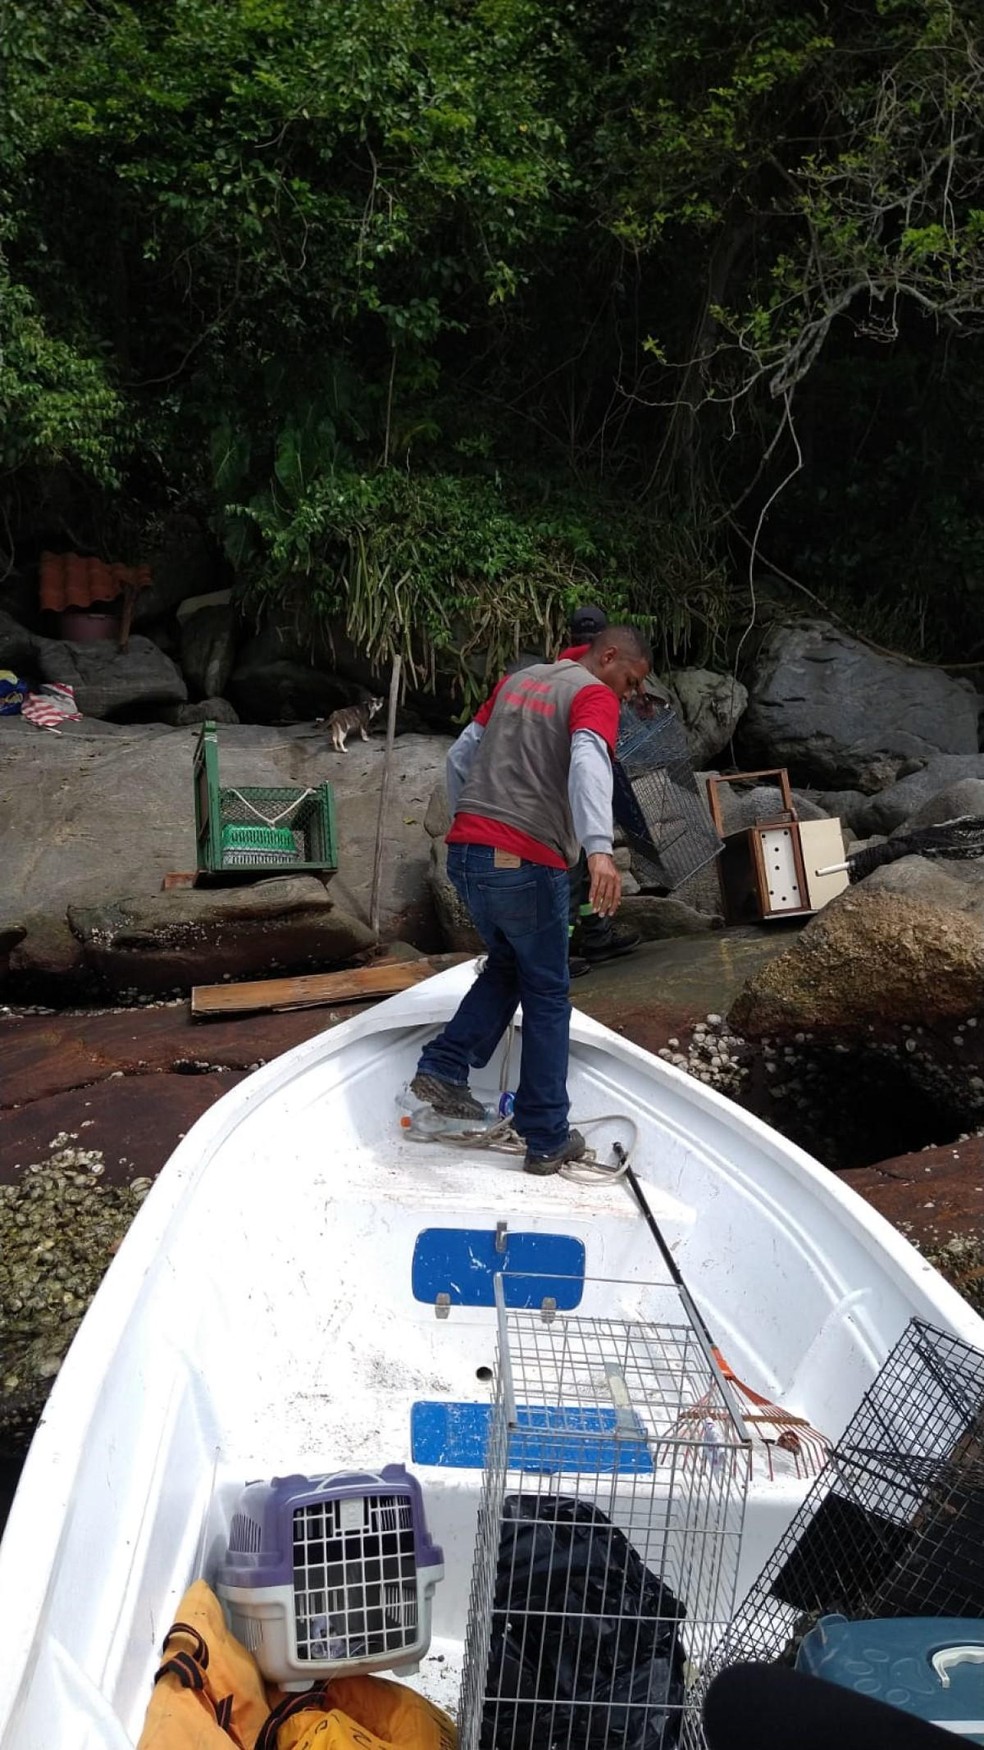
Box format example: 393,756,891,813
796,1615,984,1741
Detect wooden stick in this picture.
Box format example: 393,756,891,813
369,652,402,937
118,581,138,653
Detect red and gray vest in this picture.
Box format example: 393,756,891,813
457,660,602,864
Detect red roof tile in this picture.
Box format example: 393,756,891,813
40,552,152,615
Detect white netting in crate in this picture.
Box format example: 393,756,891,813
459,1279,751,1750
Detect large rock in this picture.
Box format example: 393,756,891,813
0,921,25,957
729,886,984,1039
666,669,748,765
0,608,187,717
739,620,979,791
852,757,984,836
5,915,86,994
179,601,239,700
903,777,984,831
159,697,240,727
69,876,375,993
0,720,452,989
428,839,482,953
801,788,871,833
424,780,452,841
707,781,830,835
40,634,187,718
619,894,721,938
864,856,984,915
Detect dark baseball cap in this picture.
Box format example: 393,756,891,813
570,603,608,638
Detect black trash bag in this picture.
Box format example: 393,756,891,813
480,1494,686,1750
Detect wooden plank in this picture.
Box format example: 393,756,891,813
191,955,468,1019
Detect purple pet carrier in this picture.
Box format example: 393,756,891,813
216,1466,444,1689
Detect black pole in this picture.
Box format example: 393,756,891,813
618,1148,718,1355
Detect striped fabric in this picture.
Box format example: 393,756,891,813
20,683,82,729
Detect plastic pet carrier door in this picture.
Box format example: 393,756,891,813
217,1466,444,1689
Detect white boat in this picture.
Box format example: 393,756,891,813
1,958,982,1749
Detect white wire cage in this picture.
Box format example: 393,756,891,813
458,1276,751,1750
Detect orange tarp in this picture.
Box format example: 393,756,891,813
40,551,152,614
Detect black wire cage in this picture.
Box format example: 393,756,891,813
613,703,722,893
703,1317,984,1683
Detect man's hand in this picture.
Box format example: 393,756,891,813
587,852,621,918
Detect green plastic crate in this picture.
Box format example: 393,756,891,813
193,721,338,877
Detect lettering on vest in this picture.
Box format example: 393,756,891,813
457,660,604,864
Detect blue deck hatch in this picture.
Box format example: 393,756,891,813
411,1227,585,1309
411,1400,654,1472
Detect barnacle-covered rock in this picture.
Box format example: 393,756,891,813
0,1134,147,1448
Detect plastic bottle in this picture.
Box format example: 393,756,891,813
396,1089,516,1137
700,1417,726,1473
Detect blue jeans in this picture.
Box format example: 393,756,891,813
417,842,572,1155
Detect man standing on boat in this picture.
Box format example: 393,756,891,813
411,625,652,1175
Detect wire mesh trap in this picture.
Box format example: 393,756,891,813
613,704,722,893
703,1318,984,1681
458,1278,751,1750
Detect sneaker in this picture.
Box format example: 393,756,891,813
524,1128,587,1177
568,954,592,979
579,923,641,963
409,1072,486,1121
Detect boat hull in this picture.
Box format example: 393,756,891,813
1,961,982,1747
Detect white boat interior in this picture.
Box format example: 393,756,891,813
1,960,982,1749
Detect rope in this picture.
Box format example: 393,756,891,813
499,1022,515,1095
224,787,317,828
403,1116,526,1152
404,1109,638,1185
560,1115,638,1183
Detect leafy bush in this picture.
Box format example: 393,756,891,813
229,465,732,706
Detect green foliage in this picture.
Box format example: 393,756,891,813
0,270,123,479
0,1,125,481
229,465,732,708
2,0,984,676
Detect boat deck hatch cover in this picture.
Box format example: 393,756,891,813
411,1401,654,1472
411,1228,585,1309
